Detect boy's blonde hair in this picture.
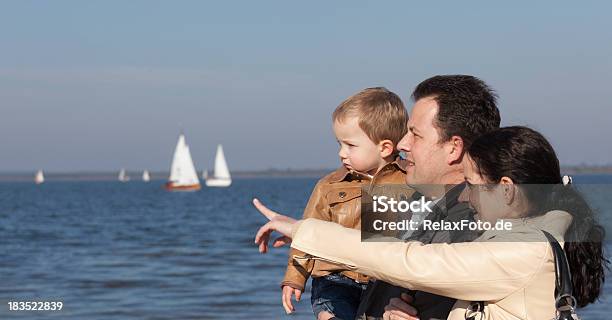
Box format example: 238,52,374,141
333,87,408,148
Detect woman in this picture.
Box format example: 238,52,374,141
254,126,607,320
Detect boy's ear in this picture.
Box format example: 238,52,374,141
379,139,395,158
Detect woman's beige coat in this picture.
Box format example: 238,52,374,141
290,210,572,320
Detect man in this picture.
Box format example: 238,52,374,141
356,75,501,320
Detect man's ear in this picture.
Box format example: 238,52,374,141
447,136,464,164
379,139,395,158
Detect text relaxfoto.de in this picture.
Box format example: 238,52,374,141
370,196,513,232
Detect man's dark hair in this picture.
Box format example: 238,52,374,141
411,75,500,147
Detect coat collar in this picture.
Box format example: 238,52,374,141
328,158,406,183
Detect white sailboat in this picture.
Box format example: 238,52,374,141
142,170,151,182
34,169,45,184
118,168,130,182
165,133,201,191
205,144,232,187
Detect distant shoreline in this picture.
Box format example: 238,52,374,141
562,166,612,175
1,166,611,182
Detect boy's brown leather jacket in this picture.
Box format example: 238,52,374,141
281,160,409,291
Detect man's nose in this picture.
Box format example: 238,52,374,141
396,133,411,152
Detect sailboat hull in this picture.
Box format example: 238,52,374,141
164,182,201,191
205,178,232,187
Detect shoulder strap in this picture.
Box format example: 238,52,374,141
464,231,578,320
542,230,579,320
542,230,573,297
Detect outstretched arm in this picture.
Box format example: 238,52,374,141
288,218,550,302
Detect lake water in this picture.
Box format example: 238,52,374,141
1,175,611,319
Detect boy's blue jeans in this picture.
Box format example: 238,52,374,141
311,273,368,320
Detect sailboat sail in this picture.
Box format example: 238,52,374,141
142,170,150,182
166,134,200,190
205,144,231,187
118,169,130,182
35,170,45,184
213,145,231,180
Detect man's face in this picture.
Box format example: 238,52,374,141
397,97,450,185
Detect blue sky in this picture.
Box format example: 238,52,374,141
1,1,611,171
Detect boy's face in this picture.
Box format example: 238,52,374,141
333,116,385,175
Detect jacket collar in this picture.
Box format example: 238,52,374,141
328,158,406,183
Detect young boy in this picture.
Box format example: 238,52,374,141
281,87,409,320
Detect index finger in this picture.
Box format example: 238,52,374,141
253,198,279,220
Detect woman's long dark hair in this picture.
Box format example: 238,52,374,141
467,126,608,307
